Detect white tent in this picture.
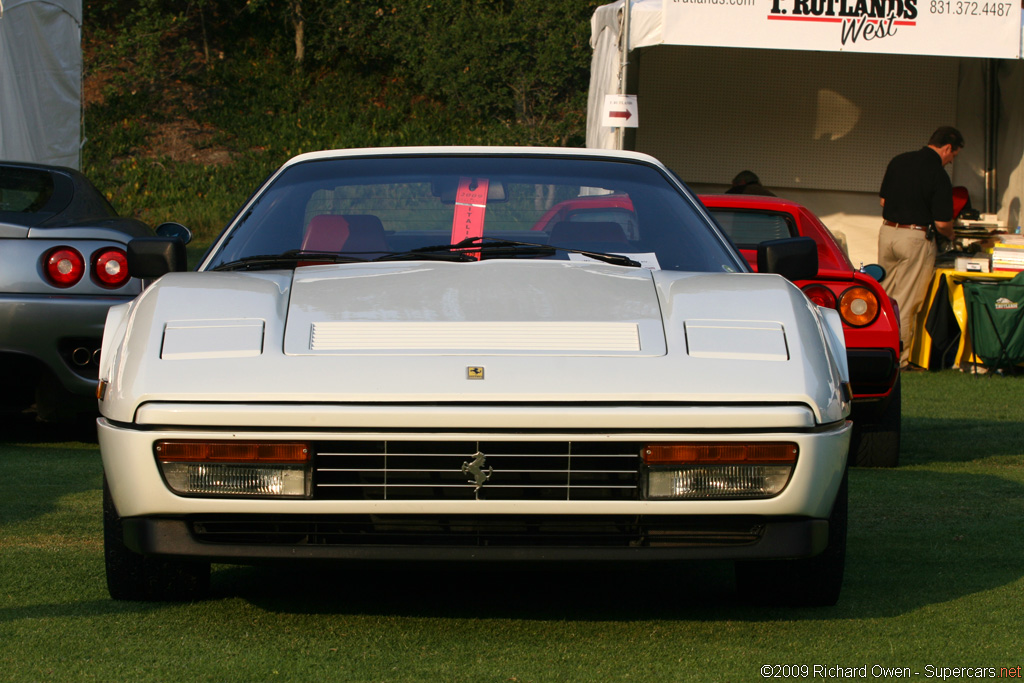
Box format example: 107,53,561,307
587,0,1024,267
0,0,82,168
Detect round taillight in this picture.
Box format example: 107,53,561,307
839,286,880,327
801,284,836,309
44,247,85,287
92,248,130,288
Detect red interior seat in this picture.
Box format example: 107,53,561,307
301,214,389,254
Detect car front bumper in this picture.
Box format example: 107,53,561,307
99,414,850,562
121,514,831,563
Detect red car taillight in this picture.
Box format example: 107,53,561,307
801,283,837,309
838,286,880,327
92,248,130,288
44,247,85,287
801,283,881,328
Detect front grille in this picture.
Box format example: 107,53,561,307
314,440,641,501
189,515,766,548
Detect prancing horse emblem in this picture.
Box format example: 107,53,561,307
461,451,493,500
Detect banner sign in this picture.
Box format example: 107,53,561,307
663,0,1022,58
451,177,489,259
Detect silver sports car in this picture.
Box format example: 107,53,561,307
98,147,852,605
0,161,157,421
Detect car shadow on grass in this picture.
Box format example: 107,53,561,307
0,413,102,528
0,595,159,624
900,415,1024,466
1,410,99,445
212,559,742,620
213,467,1023,622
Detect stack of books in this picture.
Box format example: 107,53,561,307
991,235,1024,272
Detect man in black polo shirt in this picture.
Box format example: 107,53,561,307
878,126,964,369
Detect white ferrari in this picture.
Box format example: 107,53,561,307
98,147,852,604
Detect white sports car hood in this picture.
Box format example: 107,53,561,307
282,261,665,357
99,260,849,424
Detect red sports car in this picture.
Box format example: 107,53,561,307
700,194,901,467
532,193,901,467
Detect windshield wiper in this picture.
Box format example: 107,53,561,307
213,239,642,271
557,249,642,268
374,250,478,263
471,236,641,267
374,236,552,262
209,250,369,271
379,236,640,267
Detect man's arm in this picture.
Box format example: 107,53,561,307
934,220,955,240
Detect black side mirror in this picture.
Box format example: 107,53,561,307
128,238,187,278
860,263,886,283
155,221,193,245
757,236,818,282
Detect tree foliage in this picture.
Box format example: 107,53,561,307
85,0,601,139
360,1,599,140
81,0,605,237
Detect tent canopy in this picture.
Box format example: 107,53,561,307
587,0,1020,152
0,0,83,168
586,0,1024,266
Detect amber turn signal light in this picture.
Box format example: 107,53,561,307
642,442,798,464
155,441,310,464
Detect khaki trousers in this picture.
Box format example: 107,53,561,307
877,223,936,366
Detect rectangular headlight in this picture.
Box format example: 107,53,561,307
156,441,311,498
642,442,796,499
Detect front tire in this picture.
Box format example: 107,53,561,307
103,478,210,601
735,469,847,607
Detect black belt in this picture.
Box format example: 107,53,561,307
883,220,928,231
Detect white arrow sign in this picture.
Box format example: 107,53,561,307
602,95,638,128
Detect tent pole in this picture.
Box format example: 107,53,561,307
985,58,998,213
617,0,631,150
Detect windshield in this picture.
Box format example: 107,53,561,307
0,168,54,214
707,208,797,248
204,154,745,273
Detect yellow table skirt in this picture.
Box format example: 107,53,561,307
909,268,1019,369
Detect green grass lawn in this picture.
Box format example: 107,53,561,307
2,371,1022,682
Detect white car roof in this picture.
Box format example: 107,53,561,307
284,146,665,168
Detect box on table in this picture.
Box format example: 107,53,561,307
955,256,991,273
